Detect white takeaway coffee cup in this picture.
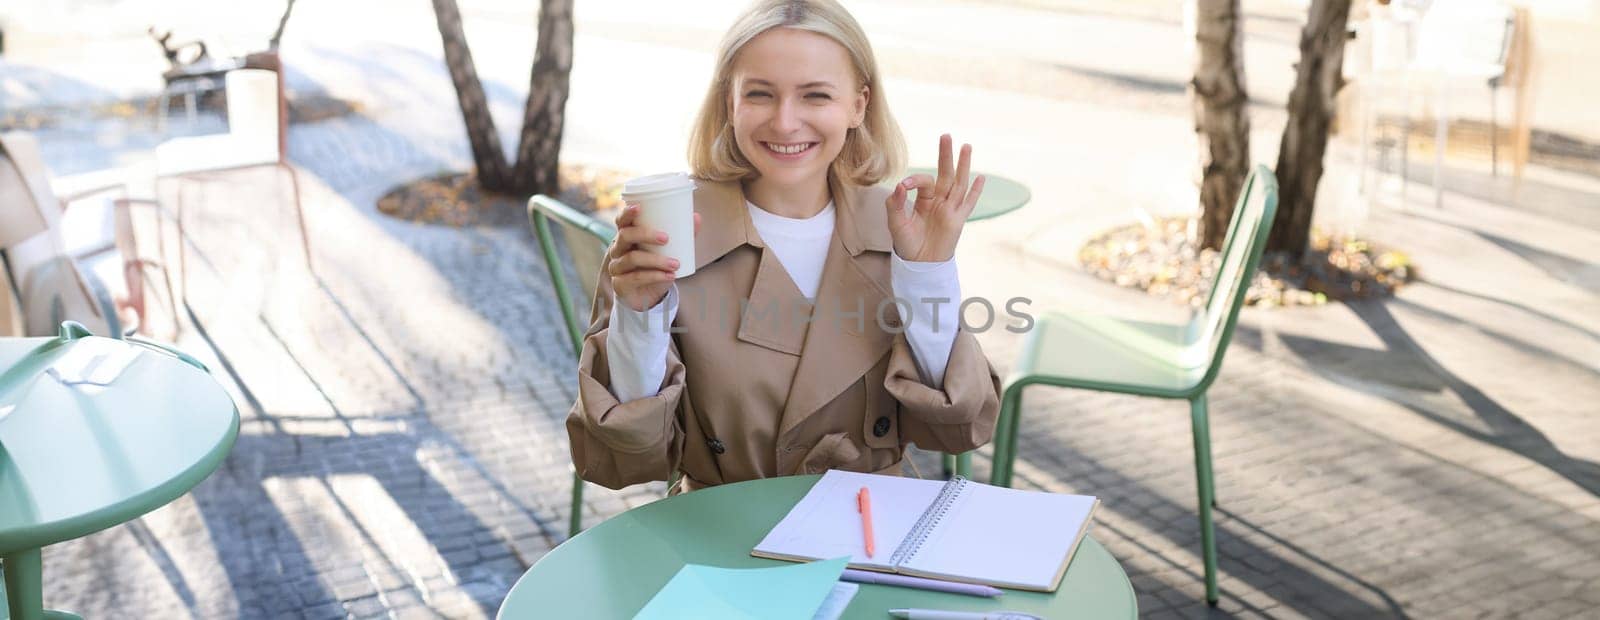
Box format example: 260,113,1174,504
620,172,697,278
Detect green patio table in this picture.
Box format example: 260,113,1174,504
497,474,1135,619
0,323,238,620
903,167,1032,222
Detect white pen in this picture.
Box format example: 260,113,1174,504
840,569,1002,597
888,609,1043,620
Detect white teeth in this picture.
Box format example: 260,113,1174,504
765,142,812,155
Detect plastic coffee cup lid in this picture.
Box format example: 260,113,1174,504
622,172,695,198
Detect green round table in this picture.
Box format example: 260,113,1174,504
903,167,1032,222
0,325,238,620
497,475,1135,619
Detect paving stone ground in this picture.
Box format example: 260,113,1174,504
7,0,1600,618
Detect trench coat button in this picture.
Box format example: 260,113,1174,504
708,439,726,455
872,416,891,437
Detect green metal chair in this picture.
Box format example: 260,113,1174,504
528,195,616,539
988,165,1278,605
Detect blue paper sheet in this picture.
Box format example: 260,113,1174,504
634,557,850,619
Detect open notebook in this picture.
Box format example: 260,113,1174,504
753,470,1099,592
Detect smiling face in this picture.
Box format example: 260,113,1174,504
728,27,868,194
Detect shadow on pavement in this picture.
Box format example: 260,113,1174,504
1280,299,1600,501
1387,160,1600,232
1470,230,1600,294
1420,280,1599,343
1003,399,1407,618
164,176,567,616
1214,506,1411,619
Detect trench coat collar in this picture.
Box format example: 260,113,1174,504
692,177,894,271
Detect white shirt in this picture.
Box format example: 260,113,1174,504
745,201,835,298
606,201,962,401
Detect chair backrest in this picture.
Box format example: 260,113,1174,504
1361,4,1418,76
0,132,119,337
18,256,121,338
528,195,617,358
0,132,60,250
0,254,22,337
1189,165,1277,387
1413,0,1514,75
225,69,281,159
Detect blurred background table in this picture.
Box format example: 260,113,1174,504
0,326,238,620
903,167,1032,222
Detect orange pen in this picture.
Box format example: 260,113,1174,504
857,486,876,558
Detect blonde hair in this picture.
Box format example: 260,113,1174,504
687,0,906,188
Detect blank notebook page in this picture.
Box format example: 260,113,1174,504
753,470,945,570
901,483,1098,590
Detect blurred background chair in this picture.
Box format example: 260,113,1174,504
0,131,175,339
987,166,1278,605
155,66,314,287
1350,0,1421,206
1411,0,1522,198
1356,0,1532,209
0,140,47,337
529,195,617,538
0,259,22,337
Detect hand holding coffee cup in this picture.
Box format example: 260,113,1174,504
610,173,700,312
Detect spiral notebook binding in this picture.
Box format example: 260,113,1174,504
888,476,971,567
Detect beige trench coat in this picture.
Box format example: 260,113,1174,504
566,178,1001,491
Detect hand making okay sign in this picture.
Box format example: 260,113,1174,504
885,134,987,263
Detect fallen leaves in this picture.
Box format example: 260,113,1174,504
1079,216,1416,309
375,164,634,228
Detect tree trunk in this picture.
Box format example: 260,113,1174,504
1191,0,1251,251
431,0,512,191
1269,0,1353,257
509,0,575,197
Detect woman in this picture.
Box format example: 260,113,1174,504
567,0,1000,492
